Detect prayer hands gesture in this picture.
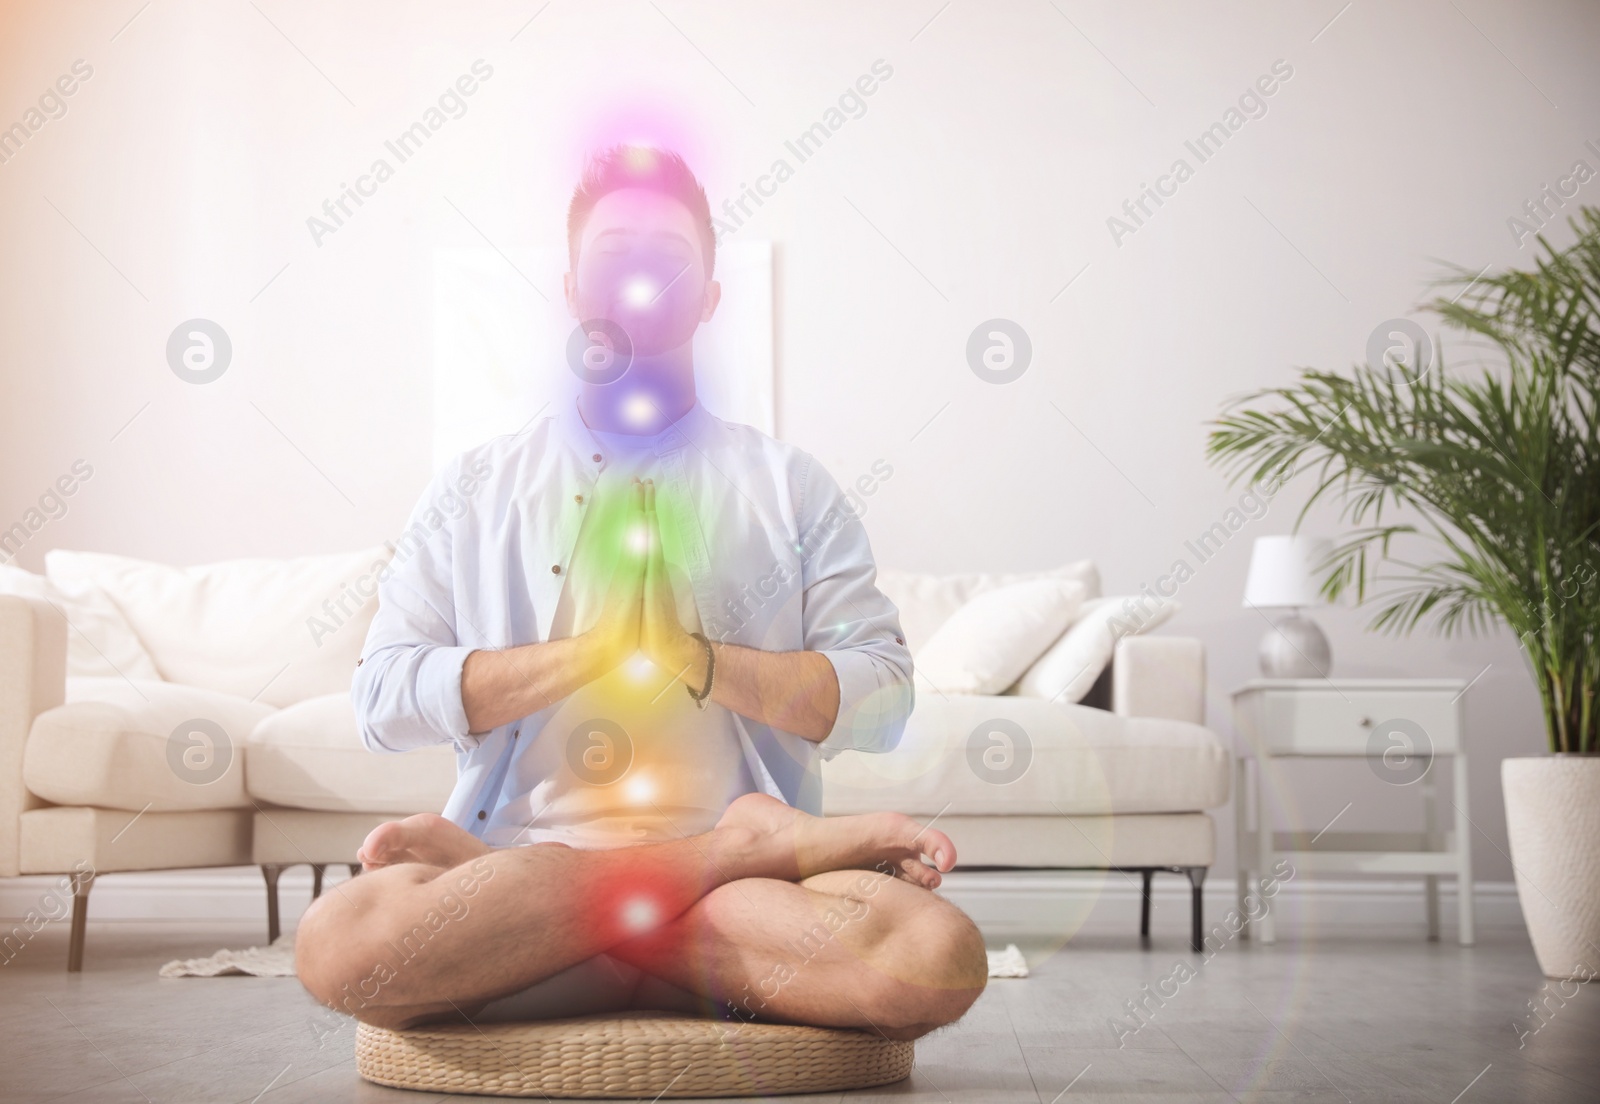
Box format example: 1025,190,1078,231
586,480,708,689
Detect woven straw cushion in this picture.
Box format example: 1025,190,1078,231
355,1011,914,1098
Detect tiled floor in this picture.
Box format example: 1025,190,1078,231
2,918,1598,1103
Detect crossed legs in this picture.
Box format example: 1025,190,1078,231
295,795,988,1039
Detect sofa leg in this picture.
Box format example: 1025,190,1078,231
262,864,286,944
1139,869,1154,939
1184,866,1208,953
67,874,93,973
311,864,327,900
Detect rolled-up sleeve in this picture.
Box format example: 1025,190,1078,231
352,467,478,753
796,456,913,757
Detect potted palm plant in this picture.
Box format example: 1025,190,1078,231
1206,209,1600,978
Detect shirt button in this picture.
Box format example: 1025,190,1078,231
574,494,584,504
477,810,487,821
512,728,520,739
552,564,562,575
592,453,603,463
895,637,905,645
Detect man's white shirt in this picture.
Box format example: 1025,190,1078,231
352,400,912,845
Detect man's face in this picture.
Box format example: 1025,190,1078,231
565,187,719,359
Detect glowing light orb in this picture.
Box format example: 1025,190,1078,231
622,277,656,308
622,394,657,427
621,896,660,932
624,774,655,803
626,653,655,680
627,524,650,554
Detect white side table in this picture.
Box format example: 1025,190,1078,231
1231,678,1474,945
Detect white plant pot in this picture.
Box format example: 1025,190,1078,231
1502,756,1600,979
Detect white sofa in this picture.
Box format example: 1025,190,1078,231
0,552,1228,969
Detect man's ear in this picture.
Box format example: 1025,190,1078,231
562,270,580,320
700,279,722,324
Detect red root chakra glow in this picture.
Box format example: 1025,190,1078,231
581,865,678,940
620,896,661,933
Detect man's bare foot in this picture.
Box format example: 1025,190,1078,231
715,793,957,889
357,813,491,871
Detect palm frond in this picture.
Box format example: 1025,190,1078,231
1208,207,1600,753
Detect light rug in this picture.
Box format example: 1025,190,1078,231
986,943,1030,978
159,932,295,978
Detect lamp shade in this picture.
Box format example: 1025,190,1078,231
1243,535,1333,608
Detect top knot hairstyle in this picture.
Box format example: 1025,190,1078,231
566,146,717,277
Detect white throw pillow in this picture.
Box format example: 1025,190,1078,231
1013,594,1180,703
0,562,163,680
913,578,1087,695
878,561,1100,656
46,547,391,708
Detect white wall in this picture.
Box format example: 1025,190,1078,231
3,0,1598,883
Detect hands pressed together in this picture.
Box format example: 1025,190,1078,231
585,479,710,693
462,477,839,739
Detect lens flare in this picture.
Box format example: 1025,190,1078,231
627,524,650,554
624,774,655,803
625,652,655,680
620,896,661,932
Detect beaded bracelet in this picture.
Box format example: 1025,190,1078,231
686,631,715,709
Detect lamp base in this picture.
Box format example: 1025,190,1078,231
1259,612,1332,678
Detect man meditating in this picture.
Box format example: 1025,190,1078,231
295,146,987,1039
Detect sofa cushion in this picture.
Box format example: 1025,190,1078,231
245,693,456,814
1013,594,1180,704
24,678,274,811
820,693,1228,817
46,547,391,708
878,561,1100,655
0,563,162,681
915,579,1087,695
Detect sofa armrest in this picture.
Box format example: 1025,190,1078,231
0,595,68,877
1111,635,1205,725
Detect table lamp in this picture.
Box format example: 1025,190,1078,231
1244,535,1333,678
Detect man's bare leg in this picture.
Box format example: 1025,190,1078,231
611,869,987,1039
295,795,960,1030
